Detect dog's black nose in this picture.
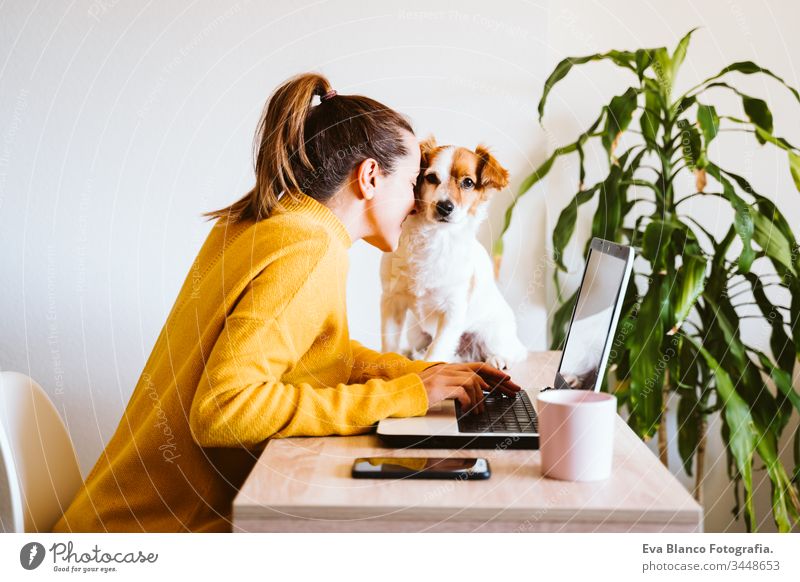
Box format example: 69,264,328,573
436,199,454,217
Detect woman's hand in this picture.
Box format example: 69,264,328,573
417,362,523,415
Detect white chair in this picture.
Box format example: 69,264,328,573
0,371,82,532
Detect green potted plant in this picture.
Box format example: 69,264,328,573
493,28,800,532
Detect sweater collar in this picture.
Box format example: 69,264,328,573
275,191,353,249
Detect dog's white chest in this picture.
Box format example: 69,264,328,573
394,233,474,299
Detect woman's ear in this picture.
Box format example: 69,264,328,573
355,157,380,200
475,144,509,191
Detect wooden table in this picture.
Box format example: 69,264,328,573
233,351,703,532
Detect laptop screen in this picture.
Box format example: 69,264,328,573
555,242,631,391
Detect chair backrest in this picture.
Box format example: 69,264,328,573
0,372,83,532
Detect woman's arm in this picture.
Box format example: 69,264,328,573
188,253,432,449
348,339,446,384
189,315,432,449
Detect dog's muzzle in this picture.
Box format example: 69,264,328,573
435,199,454,218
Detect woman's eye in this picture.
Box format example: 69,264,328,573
461,177,474,189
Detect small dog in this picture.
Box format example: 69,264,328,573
380,136,528,369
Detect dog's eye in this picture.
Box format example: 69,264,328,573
424,173,440,185
461,177,475,189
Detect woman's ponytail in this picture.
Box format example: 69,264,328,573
204,72,414,224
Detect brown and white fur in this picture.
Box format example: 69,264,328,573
380,136,528,369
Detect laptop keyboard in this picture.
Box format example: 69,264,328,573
454,390,538,434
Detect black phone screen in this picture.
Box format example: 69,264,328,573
351,456,490,480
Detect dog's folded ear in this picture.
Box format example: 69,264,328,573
475,144,510,191
418,134,438,168
415,135,438,199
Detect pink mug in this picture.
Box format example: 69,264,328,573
537,390,616,481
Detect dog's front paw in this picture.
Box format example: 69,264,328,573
485,354,512,371
485,348,527,371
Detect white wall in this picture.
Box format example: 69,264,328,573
1,0,798,532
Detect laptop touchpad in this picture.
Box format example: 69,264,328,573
427,400,456,416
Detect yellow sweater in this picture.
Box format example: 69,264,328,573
52,191,443,533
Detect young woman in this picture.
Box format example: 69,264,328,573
51,72,521,533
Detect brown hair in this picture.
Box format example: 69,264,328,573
203,72,415,223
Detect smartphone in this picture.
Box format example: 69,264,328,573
351,456,490,480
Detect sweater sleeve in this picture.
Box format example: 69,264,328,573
189,262,432,449
348,339,446,383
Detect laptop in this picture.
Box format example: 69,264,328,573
376,237,635,450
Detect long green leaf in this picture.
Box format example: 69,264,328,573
697,103,720,147
742,95,774,143
493,143,573,258
538,51,638,121
670,252,707,334
794,425,800,486
641,88,661,147
752,348,800,429
549,287,579,350
670,27,699,84
704,163,755,272
718,167,799,275
738,350,800,530
702,168,800,372
591,161,623,242
751,208,796,275
602,87,639,154
790,151,800,192
552,185,599,272
754,127,800,152
493,110,606,257
672,332,702,391
720,113,800,156
635,48,656,81
693,82,787,150
685,335,758,531
676,119,705,169
641,219,681,271
745,274,795,374
653,47,673,96
689,60,800,105
587,148,646,256
626,274,669,439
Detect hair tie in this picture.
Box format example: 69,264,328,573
321,89,337,102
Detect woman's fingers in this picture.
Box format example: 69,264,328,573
466,362,524,392
430,363,525,413
447,372,486,414
469,362,517,383
467,378,485,415
464,361,508,377
470,372,521,395
452,386,471,410
481,375,522,396
449,371,491,400
472,376,487,414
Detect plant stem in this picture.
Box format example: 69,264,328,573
661,116,675,213
659,368,670,468
694,414,707,505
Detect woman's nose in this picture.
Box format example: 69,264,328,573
436,199,454,217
